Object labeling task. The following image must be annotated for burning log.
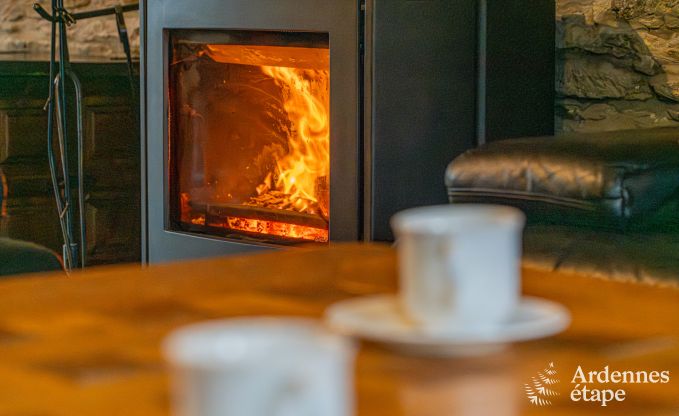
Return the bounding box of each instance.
[187,188,329,242]
[244,190,325,218]
[203,202,328,230]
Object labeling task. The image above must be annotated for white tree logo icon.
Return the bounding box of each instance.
[525,362,560,406]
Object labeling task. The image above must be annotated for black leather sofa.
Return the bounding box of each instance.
[445,127,679,284]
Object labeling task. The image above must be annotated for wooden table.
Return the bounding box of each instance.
[0,243,678,415]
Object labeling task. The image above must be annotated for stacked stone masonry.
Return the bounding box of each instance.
[0,0,139,59]
[3,0,676,134]
[558,0,679,133]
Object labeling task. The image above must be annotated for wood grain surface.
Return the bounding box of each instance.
[0,243,677,415]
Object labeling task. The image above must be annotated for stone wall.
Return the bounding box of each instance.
[5,1,677,134]
[557,0,679,133]
[0,0,139,59]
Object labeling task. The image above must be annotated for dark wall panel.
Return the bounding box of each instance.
[484,0,555,142]
[371,0,478,240]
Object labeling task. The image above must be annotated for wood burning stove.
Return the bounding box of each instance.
[141,0,555,263]
[143,0,361,262]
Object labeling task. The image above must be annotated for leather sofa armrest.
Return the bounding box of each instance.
[445,127,679,229]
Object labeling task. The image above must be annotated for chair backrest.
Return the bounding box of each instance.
[0,167,64,276]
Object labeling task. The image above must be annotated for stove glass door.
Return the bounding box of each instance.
[168,31,330,244]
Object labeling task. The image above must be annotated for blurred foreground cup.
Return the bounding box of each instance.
[391,204,525,333]
[163,318,355,416]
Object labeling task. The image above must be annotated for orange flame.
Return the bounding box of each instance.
[259,65,330,214]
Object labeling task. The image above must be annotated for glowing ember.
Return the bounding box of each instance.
[225,217,328,242]
[191,216,206,226]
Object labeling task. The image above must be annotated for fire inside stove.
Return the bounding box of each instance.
[169,32,330,244]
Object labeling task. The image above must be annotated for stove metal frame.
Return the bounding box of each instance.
[142,0,361,262]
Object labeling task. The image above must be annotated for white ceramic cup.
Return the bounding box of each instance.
[163,318,355,416]
[391,204,525,333]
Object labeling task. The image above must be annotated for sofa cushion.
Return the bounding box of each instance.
[522,225,679,285]
[445,127,679,230]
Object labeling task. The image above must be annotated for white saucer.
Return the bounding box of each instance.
[324,295,571,357]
